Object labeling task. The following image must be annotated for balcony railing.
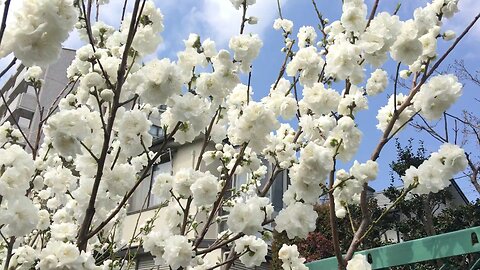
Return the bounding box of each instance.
[307,226,480,270]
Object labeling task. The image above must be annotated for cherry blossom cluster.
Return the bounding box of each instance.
[0,0,77,66]
[403,143,467,194]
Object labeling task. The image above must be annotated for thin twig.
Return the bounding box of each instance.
[41,79,78,124]
[2,236,15,270]
[359,186,413,242]
[445,112,480,144]
[328,143,345,270]
[444,112,449,142]
[273,40,295,91]
[80,0,114,89]
[77,0,146,251]
[346,204,356,233]
[206,251,248,270]
[240,0,248,35]
[246,69,252,104]
[194,143,248,249]
[393,62,401,114]
[0,56,16,80]
[121,0,129,21]
[86,122,181,239]
[365,0,380,29]
[195,107,220,171]
[276,0,283,19]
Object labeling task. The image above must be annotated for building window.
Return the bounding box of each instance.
[233,172,249,190]
[270,170,288,213]
[134,254,169,270]
[18,116,31,129]
[149,161,172,206]
[128,151,172,213]
[259,162,289,214]
[231,162,288,213]
[149,125,164,140]
[219,161,288,232]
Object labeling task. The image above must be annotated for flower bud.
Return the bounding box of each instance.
[248,16,258,25]
[100,89,114,102]
[399,70,411,79]
[443,30,456,41]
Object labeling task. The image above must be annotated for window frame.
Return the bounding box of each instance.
[127,149,173,214]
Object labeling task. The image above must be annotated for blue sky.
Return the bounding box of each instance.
[3,0,479,200]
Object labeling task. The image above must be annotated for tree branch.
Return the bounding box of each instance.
[0,0,12,47]
[77,0,147,251]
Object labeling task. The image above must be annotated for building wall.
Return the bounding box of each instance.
[0,48,76,147]
[27,49,76,143]
[121,139,229,267]
[121,139,221,243]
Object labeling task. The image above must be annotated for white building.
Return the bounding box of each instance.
[124,137,287,269]
[0,49,76,146]
[374,180,469,243]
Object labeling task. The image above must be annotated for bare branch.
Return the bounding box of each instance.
[0,0,12,47]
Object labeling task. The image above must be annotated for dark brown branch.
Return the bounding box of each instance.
[365,0,380,29]
[0,0,12,47]
[2,236,15,270]
[411,113,447,143]
[328,160,345,270]
[276,0,283,19]
[273,40,295,91]
[0,56,15,79]
[240,0,248,35]
[311,0,329,53]
[195,108,220,171]
[206,251,247,270]
[80,0,114,89]
[259,127,302,197]
[393,62,401,114]
[194,143,248,249]
[444,112,449,142]
[121,0,129,21]
[196,212,274,256]
[180,197,193,235]
[41,79,78,124]
[424,12,480,81]
[197,234,243,256]
[77,0,144,251]
[445,112,480,145]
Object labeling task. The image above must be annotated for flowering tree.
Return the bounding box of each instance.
[0,0,478,269]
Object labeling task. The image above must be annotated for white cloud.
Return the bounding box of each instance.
[197,0,287,46]
[63,30,84,50]
[98,1,135,27]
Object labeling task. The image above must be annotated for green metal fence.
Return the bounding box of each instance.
[307,227,480,270]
